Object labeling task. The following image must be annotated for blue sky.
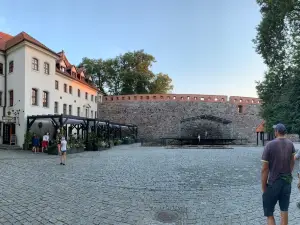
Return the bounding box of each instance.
[0,0,265,97]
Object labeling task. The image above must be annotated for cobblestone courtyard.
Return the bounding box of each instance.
[1,144,300,225]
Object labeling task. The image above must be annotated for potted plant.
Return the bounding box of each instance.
[23,131,33,150]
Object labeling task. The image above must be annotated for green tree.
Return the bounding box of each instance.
[79,50,174,95]
[254,0,300,133]
[149,73,173,94]
[79,57,107,94]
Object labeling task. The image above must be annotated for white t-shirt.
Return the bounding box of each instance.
[43,135,49,141]
[61,140,67,151]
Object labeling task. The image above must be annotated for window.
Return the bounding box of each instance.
[44,62,49,74]
[85,92,88,100]
[54,101,58,113]
[64,84,67,92]
[95,96,97,102]
[9,61,14,73]
[69,105,72,115]
[42,91,49,107]
[77,74,80,79]
[77,107,80,116]
[69,86,72,94]
[91,110,93,118]
[63,104,67,115]
[55,80,59,90]
[85,108,88,117]
[77,89,81,97]
[0,92,2,106]
[32,58,39,71]
[9,90,13,106]
[60,66,65,72]
[0,63,3,75]
[238,105,243,113]
[32,88,38,105]
[95,111,97,118]
[91,95,94,101]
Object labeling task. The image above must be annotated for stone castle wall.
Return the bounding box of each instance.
[98,94,263,143]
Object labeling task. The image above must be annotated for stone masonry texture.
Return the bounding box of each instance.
[98,101,262,143]
[1,144,300,225]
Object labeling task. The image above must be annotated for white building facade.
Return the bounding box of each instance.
[0,31,100,147]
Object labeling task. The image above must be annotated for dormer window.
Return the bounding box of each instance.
[60,66,65,72]
[77,74,81,79]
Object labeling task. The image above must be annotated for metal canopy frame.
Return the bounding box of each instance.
[26,114,138,146]
[180,115,232,124]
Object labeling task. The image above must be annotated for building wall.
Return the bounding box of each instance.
[1,43,99,146]
[98,95,263,143]
[6,45,26,146]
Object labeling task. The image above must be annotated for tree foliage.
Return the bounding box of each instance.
[79,50,173,95]
[254,0,300,133]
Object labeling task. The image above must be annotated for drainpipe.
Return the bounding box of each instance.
[3,53,7,117]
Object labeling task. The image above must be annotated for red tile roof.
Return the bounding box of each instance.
[0,31,99,92]
[0,32,14,51]
[1,31,58,56]
[256,121,265,133]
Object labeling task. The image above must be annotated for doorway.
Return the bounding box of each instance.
[3,123,16,144]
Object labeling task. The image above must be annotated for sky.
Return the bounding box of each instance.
[0,0,266,97]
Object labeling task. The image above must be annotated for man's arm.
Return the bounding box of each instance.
[261,162,269,193]
[291,155,295,172]
[261,144,270,193]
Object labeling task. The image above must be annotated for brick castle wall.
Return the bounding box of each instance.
[98,94,262,143]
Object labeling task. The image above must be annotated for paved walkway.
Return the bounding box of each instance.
[1,145,300,225]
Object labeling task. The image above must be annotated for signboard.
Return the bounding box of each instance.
[2,116,16,123]
[10,134,16,145]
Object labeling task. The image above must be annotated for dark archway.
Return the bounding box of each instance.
[180,114,233,139]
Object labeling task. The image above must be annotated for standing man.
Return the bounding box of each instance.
[261,123,296,225]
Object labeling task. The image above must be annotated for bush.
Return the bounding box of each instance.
[48,145,58,155]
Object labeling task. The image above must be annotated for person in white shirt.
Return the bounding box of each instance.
[42,133,49,153]
[60,137,67,165]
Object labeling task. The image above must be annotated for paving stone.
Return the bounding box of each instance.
[1,145,300,224]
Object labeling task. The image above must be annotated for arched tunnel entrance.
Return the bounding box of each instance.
[179,115,234,145]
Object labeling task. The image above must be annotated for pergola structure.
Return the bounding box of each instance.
[27,114,138,147]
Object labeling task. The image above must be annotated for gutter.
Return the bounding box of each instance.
[3,52,6,117]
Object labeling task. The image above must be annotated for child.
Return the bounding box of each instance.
[60,137,67,165]
[32,134,40,153]
[42,132,49,153]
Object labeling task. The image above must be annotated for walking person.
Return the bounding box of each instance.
[32,134,40,153]
[60,136,67,165]
[261,123,296,225]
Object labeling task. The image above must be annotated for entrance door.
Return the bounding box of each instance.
[3,123,16,144]
[3,124,10,144]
